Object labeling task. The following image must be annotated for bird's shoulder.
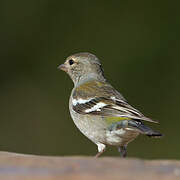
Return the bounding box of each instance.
[72,80,126,101]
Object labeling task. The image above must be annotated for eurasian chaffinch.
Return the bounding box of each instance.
[58,52,162,157]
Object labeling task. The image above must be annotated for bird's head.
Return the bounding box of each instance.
[58,52,105,85]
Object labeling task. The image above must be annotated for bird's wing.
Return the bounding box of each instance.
[72,80,158,123]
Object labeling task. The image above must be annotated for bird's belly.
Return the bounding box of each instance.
[70,110,107,143]
[106,128,139,146]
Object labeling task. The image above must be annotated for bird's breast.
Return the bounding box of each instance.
[69,98,107,143]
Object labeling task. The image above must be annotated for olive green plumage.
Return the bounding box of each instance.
[58,52,162,157]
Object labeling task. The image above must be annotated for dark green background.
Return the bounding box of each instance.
[0,0,179,159]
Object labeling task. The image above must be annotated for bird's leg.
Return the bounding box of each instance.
[118,145,127,158]
[95,143,106,158]
[95,151,104,158]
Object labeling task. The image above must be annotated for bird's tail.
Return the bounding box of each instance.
[128,120,163,138]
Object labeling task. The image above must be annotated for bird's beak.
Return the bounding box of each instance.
[57,64,68,72]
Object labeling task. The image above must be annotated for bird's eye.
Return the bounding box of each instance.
[68,59,74,65]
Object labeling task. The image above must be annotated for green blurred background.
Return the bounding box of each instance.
[0,0,179,159]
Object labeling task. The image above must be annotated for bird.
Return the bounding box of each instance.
[58,52,162,158]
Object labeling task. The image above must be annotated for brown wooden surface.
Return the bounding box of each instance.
[0,152,179,180]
